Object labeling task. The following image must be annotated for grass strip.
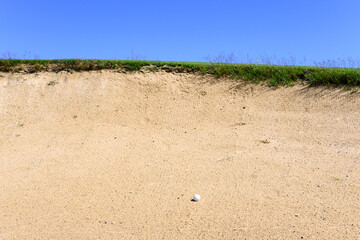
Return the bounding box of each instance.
[0,59,359,87]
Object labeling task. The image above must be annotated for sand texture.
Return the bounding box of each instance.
[0,71,360,239]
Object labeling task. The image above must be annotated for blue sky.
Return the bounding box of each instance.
[1,0,359,64]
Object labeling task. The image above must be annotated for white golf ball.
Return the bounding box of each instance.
[193,194,201,201]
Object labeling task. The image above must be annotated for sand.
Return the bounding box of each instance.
[0,70,359,239]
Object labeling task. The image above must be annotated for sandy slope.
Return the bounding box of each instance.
[0,70,359,239]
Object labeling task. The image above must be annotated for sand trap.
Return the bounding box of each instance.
[0,70,359,239]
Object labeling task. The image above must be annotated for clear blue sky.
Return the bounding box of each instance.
[1,0,359,64]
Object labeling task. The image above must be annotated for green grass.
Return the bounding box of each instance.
[1,59,360,87]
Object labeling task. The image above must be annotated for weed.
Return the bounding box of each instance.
[350,88,358,94]
[144,66,158,72]
[47,81,57,86]
[199,90,207,96]
[234,84,242,90]
[126,49,147,61]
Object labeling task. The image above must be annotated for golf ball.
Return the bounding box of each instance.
[193,194,201,201]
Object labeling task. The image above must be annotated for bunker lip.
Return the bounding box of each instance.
[1,59,360,87]
[0,71,359,239]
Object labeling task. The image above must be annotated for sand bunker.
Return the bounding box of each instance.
[0,70,359,239]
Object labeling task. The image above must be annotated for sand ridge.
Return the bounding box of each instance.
[0,70,359,239]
